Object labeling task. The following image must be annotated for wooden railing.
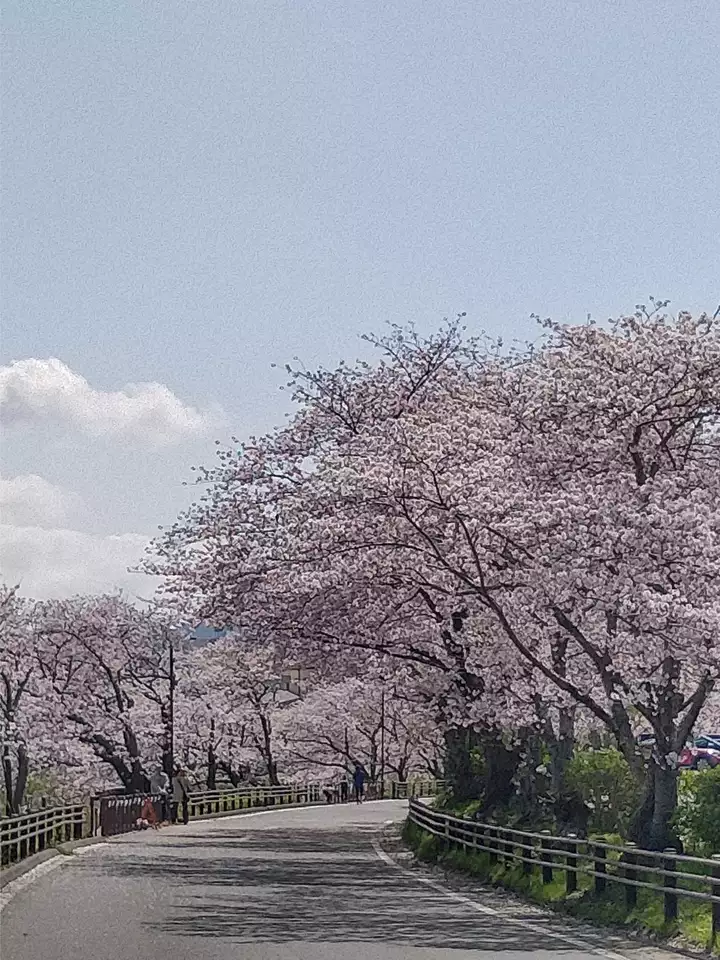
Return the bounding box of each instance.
[409,799,720,948]
[187,777,444,817]
[1,804,87,867]
[187,783,325,818]
[92,793,168,837]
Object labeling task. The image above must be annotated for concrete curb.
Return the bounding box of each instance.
[0,849,60,889]
[0,835,107,890]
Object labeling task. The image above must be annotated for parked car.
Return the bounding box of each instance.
[679,737,720,770]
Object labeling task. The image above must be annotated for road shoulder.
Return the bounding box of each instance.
[376,823,697,960]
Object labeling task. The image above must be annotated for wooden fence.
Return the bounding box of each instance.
[409,799,720,947]
[1,804,87,867]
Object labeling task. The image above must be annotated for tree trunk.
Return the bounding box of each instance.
[628,763,655,848]
[259,715,280,786]
[207,746,217,790]
[2,745,15,816]
[75,724,135,792]
[160,702,174,779]
[12,744,29,813]
[217,760,246,787]
[395,758,408,782]
[265,757,279,786]
[480,735,521,816]
[129,757,146,794]
[515,732,542,819]
[650,762,680,851]
[207,717,217,789]
[443,726,481,803]
[122,724,147,793]
[547,707,576,796]
[628,761,681,851]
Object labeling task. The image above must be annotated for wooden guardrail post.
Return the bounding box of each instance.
[711,855,720,949]
[540,830,553,885]
[502,828,514,866]
[662,848,678,923]
[470,819,481,854]
[487,826,498,864]
[565,835,578,894]
[623,842,638,910]
[593,841,607,895]
[497,826,507,864]
[522,832,533,874]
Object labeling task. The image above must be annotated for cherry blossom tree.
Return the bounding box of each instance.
[34,595,175,793]
[174,648,260,788]
[142,321,555,805]
[282,673,443,784]
[184,636,305,786]
[291,306,720,845]
[0,586,41,814]
[145,306,720,847]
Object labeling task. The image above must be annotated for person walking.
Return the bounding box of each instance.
[150,766,171,824]
[352,762,367,804]
[171,766,190,824]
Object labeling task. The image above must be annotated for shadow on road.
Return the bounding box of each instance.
[77,824,618,953]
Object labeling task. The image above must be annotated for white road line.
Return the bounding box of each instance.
[371,839,638,960]
[191,807,303,825]
[0,857,67,912]
[0,840,114,912]
[74,842,111,854]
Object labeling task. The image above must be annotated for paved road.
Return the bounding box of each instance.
[1,801,684,960]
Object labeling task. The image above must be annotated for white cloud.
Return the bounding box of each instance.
[0,474,83,528]
[0,357,222,446]
[0,523,159,600]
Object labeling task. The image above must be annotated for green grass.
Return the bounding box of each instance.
[403,819,720,955]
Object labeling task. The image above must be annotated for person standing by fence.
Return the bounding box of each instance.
[171,767,190,824]
[150,766,171,824]
[352,763,367,804]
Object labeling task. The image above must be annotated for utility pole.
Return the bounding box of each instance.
[380,686,386,800]
[167,631,176,778]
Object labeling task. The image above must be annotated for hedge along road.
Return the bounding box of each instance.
[0,800,687,960]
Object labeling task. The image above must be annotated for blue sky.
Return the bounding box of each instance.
[1,0,718,597]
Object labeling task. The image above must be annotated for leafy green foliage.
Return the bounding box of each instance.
[416,832,441,862]
[565,748,641,835]
[674,768,720,855]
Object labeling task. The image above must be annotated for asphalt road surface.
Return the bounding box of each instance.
[0,800,685,960]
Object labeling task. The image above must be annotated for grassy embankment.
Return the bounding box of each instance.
[402,817,720,956]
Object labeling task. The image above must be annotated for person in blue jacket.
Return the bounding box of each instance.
[352,762,367,804]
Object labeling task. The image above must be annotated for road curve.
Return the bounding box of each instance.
[1,800,683,960]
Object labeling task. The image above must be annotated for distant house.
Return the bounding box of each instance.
[280,665,312,698]
[188,624,226,646]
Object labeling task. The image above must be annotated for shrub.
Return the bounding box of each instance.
[449,798,485,819]
[416,832,442,862]
[674,768,720,855]
[565,747,640,836]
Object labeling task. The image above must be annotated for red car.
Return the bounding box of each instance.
[679,736,720,770]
